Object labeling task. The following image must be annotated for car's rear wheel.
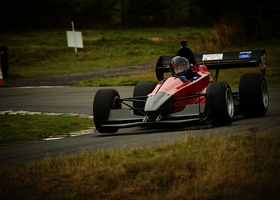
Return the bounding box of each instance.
[239,73,268,117]
[133,82,157,115]
[206,81,234,125]
[93,89,121,133]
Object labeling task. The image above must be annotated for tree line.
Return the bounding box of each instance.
[0,0,278,33]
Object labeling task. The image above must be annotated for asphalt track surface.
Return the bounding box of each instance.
[0,86,280,166]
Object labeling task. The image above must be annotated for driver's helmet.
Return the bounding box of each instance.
[170,56,192,78]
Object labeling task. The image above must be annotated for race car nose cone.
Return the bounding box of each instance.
[144,92,174,117]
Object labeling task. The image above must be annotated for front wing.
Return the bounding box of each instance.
[100,103,206,129]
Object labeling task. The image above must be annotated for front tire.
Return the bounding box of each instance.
[93,89,121,133]
[206,81,234,125]
[239,73,268,117]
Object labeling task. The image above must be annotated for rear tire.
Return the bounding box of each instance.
[93,89,121,133]
[206,82,234,125]
[239,73,268,117]
[133,82,157,115]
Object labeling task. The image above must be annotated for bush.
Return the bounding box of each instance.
[214,16,245,45]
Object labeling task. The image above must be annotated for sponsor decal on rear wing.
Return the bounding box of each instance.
[202,53,223,61]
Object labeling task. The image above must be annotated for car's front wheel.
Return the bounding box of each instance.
[93,89,121,133]
[206,81,234,125]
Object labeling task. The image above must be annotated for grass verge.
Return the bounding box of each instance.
[2,28,279,87]
[1,132,279,199]
[0,115,93,146]
[1,27,214,78]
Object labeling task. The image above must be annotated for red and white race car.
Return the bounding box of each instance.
[93,41,268,133]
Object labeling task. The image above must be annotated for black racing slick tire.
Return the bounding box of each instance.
[133,82,157,115]
[239,73,269,117]
[93,89,121,133]
[206,81,234,125]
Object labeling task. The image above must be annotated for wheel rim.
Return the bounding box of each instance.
[225,88,234,118]
[113,96,121,109]
[262,80,269,108]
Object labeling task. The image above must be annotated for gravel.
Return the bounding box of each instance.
[4,62,156,87]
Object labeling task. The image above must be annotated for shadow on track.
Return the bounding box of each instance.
[95,122,215,137]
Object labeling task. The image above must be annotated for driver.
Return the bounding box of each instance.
[170,56,199,83]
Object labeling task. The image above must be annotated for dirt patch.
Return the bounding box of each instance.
[5,62,156,87]
[149,37,164,42]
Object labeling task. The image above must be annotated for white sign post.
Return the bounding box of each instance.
[66,21,83,54]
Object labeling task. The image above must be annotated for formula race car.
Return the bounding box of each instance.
[93,41,268,133]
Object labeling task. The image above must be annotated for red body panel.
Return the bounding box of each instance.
[150,65,213,112]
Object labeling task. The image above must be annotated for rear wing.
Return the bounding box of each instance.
[156,50,266,81]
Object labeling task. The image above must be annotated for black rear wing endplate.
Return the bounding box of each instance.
[156,56,174,81]
[156,50,266,81]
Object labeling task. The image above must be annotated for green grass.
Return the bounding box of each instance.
[1,132,279,199]
[1,27,214,78]
[2,27,279,87]
[0,115,93,146]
